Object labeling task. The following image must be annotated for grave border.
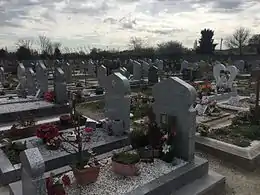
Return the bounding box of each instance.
[195,133,260,171]
[0,104,70,123]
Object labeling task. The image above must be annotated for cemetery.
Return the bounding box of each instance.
[0,57,259,195]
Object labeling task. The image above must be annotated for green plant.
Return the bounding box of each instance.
[112,151,140,164]
[2,140,27,164]
[130,123,149,148]
[197,124,210,136]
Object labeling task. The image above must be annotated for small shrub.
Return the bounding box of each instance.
[112,151,140,164]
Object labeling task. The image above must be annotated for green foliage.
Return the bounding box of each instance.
[2,141,27,164]
[196,29,217,54]
[112,151,140,164]
[130,123,149,148]
[77,101,105,111]
[156,41,187,55]
[196,124,210,136]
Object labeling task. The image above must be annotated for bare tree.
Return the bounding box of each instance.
[16,39,33,49]
[225,27,250,55]
[129,37,144,50]
[38,35,61,56]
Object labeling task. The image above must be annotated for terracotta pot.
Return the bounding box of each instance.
[73,166,100,185]
[52,184,65,195]
[111,161,139,176]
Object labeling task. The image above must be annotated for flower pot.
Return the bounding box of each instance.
[111,161,139,176]
[138,148,160,159]
[52,184,65,195]
[73,166,100,185]
[60,115,72,126]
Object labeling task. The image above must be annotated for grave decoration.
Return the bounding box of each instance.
[9,113,36,138]
[46,172,72,195]
[130,94,153,120]
[195,96,221,116]
[59,114,72,126]
[111,150,140,176]
[44,91,55,102]
[191,81,213,96]
[59,95,101,186]
[36,124,61,150]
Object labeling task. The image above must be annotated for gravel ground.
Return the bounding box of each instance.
[196,151,260,195]
[0,151,259,195]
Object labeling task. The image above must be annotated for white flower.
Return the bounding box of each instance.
[162,144,171,154]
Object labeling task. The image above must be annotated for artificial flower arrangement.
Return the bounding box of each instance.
[160,121,177,163]
[135,107,177,163]
[44,91,55,102]
[46,172,72,195]
[36,124,61,150]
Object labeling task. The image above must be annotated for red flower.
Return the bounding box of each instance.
[61,175,71,186]
[36,124,60,141]
[84,127,93,133]
[44,91,55,102]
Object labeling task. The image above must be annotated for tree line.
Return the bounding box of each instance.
[0,27,259,61]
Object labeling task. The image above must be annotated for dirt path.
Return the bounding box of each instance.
[196,151,260,195]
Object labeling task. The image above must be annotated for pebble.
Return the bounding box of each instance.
[66,158,186,195]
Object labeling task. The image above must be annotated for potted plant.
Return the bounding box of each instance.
[59,95,100,186]
[60,114,72,126]
[129,124,149,149]
[46,172,71,195]
[111,151,140,176]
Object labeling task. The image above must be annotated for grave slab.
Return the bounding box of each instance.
[0,101,70,123]
[0,127,130,185]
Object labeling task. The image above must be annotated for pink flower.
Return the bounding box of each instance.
[84,127,93,133]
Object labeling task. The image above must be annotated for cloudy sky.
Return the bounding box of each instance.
[0,0,260,51]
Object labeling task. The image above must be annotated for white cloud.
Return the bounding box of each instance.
[0,0,259,51]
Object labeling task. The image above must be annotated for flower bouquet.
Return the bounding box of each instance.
[36,124,61,150]
[160,126,177,163]
[44,91,55,102]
